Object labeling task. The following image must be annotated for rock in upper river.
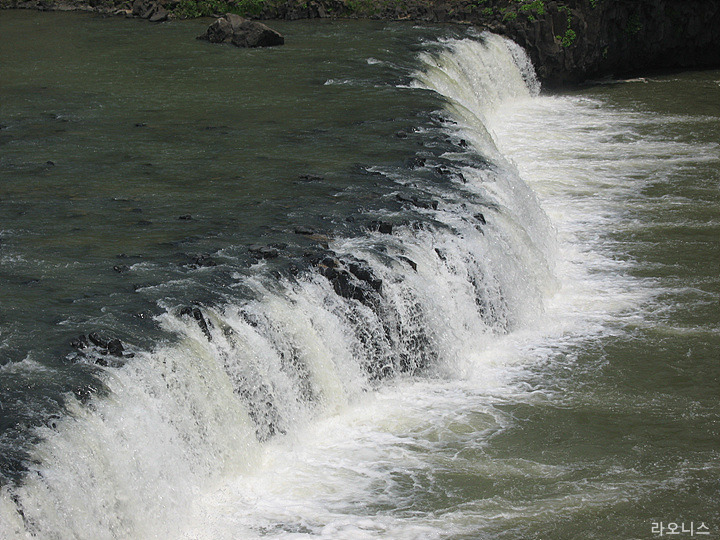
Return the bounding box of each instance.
[197,13,285,48]
[131,0,169,22]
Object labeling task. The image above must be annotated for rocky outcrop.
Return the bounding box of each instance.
[494,0,720,87]
[197,13,285,48]
[255,0,720,86]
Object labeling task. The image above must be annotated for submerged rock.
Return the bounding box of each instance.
[248,245,280,259]
[396,193,438,210]
[197,14,284,48]
[367,220,393,235]
[188,254,217,268]
[70,333,133,363]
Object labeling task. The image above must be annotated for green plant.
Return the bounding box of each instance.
[502,10,518,21]
[557,27,576,47]
[555,4,576,47]
[518,0,545,17]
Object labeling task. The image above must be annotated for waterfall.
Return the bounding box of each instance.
[0,33,555,540]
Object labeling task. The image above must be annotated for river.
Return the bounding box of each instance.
[0,11,718,539]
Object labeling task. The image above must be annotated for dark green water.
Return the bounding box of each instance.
[0,11,455,475]
[0,10,718,540]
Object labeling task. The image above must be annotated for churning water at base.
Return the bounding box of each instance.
[1,14,719,540]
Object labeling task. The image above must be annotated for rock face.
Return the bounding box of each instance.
[197,13,285,48]
[495,0,720,87]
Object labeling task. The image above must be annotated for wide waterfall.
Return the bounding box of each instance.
[0,31,555,539]
[2,13,718,540]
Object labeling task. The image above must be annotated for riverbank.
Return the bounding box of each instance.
[2,0,720,88]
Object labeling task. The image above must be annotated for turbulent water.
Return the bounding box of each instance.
[1,11,718,540]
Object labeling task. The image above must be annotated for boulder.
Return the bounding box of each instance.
[131,0,168,21]
[198,14,284,48]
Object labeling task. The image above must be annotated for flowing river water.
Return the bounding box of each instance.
[0,11,718,540]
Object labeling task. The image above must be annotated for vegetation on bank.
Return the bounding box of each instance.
[0,0,575,27]
[171,0,565,22]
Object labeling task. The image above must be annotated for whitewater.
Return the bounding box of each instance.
[2,24,717,539]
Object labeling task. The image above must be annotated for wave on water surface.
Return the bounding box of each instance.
[1,32,565,539]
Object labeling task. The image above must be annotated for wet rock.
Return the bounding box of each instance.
[70,335,89,350]
[180,306,212,341]
[178,214,192,221]
[106,339,124,357]
[317,257,383,307]
[113,264,130,273]
[190,254,217,268]
[368,220,393,235]
[88,332,108,349]
[474,213,487,225]
[297,173,324,182]
[197,14,284,48]
[398,256,418,272]
[347,261,382,293]
[405,156,426,169]
[248,245,279,259]
[396,193,438,210]
[396,130,408,139]
[72,333,131,362]
[294,226,316,236]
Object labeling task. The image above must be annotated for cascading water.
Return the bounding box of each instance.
[0,31,556,539]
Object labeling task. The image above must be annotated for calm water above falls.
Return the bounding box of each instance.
[1,11,719,540]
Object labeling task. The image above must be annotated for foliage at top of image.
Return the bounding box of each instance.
[173,0,266,17]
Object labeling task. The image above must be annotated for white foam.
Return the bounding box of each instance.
[4,32,703,540]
